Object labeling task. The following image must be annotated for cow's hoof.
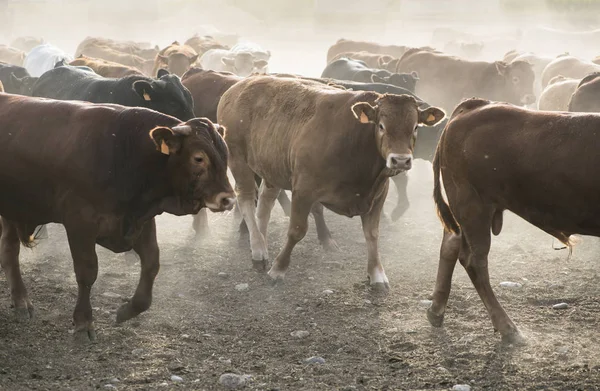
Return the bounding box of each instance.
[252,259,268,271]
[321,238,340,252]
[427,308,445,327]
[13,306,34,322]
[116,303,138,324]
[267,267,286,282]
[370,282,390,293]
[73,328,97,344]
[501,330,527,346]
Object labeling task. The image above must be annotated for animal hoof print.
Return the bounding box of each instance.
[73,328,97,344]
[502,330,527,346]
[426,308,445,327]
[252,259,268,272]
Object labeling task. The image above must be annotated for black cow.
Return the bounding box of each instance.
[0,63,38,95]
[32,65,195,121]
[321,58,419,92]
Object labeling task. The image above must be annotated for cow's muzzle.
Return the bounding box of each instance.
[387,153,412,171]
[205,192,236,212]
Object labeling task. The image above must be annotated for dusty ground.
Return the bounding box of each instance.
[0,160,599,391]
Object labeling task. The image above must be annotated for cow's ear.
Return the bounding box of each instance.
[190,54,199,63]
[157,54,168,63]
[495,61,508,76]
[253,59,268,69]
[157,68,169,78]
[214,124,226,137]
[351,102,377,124]
[149,126,181,155]
[371,74,386,83]
[132,80,153,101]
[418,107,446,126]
[222,57,235,66]
[411,71,419,79]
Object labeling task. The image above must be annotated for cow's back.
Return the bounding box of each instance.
[32,66,105,101]
[541,56,600,88]
[182,68,241,122]
[538,76,580,111]
[24,44,73,77]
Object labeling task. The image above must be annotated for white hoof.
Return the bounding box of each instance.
[368,266,390,288]
[267,267,286,281]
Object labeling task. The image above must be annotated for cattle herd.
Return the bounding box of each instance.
[0,25,600,350]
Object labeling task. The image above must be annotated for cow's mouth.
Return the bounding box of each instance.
[204,192,236,212]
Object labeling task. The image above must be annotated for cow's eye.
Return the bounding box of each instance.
[194,156,204,163]
[378,123,385,131]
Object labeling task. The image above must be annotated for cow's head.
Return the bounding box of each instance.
[9,73,38,96]
[222,53,268,77]
[371,71,419,92]
[158,52,199,77]
[132,70,195,121]
[496,60,536,105]
[351,94,445,174]
[149,118,235,212]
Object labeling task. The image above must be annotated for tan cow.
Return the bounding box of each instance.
[184,34,229,57]
[153,42,198,77]
[218,76,445,288]
[397,49,536,112]
[76,37,159,60]
[538,75,580,111]
[327,39,410,63]
[70,55,144,78]
[0,45,25,66]
[78,45,154,75]
[568,72,600,112]
[540,56,600,88]
[10,36,44,53]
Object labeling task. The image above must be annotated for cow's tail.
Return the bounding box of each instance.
[433,139,460,234]
[17,225,45,248]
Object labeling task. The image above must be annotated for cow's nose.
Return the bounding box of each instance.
[387,153,412,171]
[216,192,236,211]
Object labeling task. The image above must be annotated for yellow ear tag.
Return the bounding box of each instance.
[160,141,170,155]
[143,92,151,101]
[426,114,436,122]
[360,112,369,123]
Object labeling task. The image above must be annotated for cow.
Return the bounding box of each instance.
[0,80,3,92]
[70,55,144,78]
[32,65,194,121]
[153,42,199,77]
[326,39,409,63]
[0,63,37,95]
[330,51,394,69]
[76,36,159,60]
[508,52,559,97]
[77,44,154,75]
[23,44,73,77]
[322,58,419,92]
[218,76,445,287]
[0,93,234,341]
[568,72,600,112]
[10,36,45,53]
[184,34,229,57]
[502,49,525,63]
[540,56,600,89]
[430,97,600,344]
[0,45,25,66]
[200,49,268,77]
[538,75,580,111]
[443,40,484,60]
[396,49,535,112]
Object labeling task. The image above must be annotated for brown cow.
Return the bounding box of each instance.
[218,76,445,287]
[70,55,144,78]
[78,44,154,75]
[10,36,44,53]
[0,93,235,341]
[0,45,25,66]
[330,51,394,69]
[184,34,229,57]
[430,98,600,344]
[568,72,600,112]
[76,36,159,60]
[538,75,580,111]
[397,49,536,111]
[153,42,199,77]
[327,39,410,63]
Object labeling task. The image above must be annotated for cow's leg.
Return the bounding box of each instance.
[0,218,33,320]
[256,181,280,247]
[229,159,267,269]
[360,184,389,291]
[192,208,210,238]
[459,211,523,344]
[390,172,409,221]
[65,224,99,342]
[277,190,292,217]
[311,203,338,252]
[117,219,159,323]
[427,230,462,327]
[267,191,314,281]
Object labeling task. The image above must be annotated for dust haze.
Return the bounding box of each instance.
[1,1,600,390]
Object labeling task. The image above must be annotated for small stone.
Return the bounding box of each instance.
[290,330,310,339]
[307,276,315,280]
[499,281,522,289]
[322,289,334,295]
[364,299,372,304]
[102,292,121,299]
[452,385,471,391]
[171,375,183,382]
[557,346,569,354]
[181,334,190,339]
[131,348,144,356]
[295,307,303,311]
[109,378,120,384]
[309,322,317,328]
[235,283,249,291]
[553,302,569,310]
[304,356,325,365]
[218,357,232,365]
[218,272,229,278]
[104,385,117,390]
[419,299,432,307]
[218,373,246,389]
